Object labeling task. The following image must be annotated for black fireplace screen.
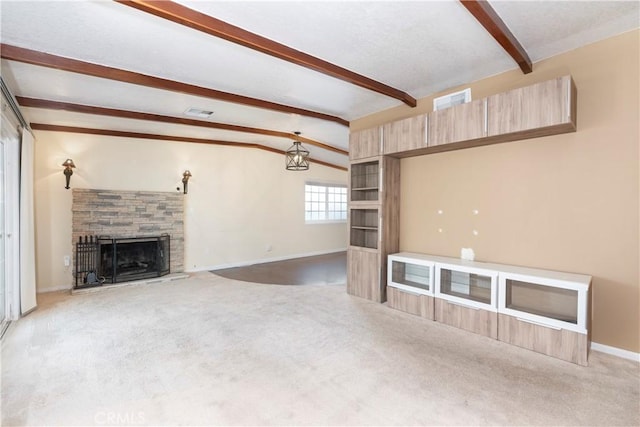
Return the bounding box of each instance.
[99,235,170,284]
[75,234,170,288]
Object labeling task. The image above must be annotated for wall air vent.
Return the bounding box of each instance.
[433,88,471,111]
[184,107,214,118]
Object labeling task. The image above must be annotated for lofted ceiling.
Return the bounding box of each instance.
[1,1,638,170]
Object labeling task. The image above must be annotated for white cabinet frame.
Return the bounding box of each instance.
[435,262,499,312]
[498,271,590,334]
[387,253,435,296]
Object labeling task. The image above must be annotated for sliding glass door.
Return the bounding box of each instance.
[0,138,5,334]
[0,100,21,336]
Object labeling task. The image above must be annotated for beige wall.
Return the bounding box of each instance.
[351,30,639,353]
[33,132,347,292]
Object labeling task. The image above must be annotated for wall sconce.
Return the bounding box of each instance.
[285,131,310,171]
[62,158,76,190]
[182,170,192,194]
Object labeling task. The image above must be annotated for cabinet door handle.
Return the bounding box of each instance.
[379,167,384,193]
[566,79,571,120]
[516,317,561,330]
[483,98,488,135]
[424,115,429,146]
[401,287,424,296]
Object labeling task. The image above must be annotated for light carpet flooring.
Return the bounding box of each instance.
[2,272,639,426]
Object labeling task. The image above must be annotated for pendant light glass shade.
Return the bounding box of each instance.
[285,132,310,171]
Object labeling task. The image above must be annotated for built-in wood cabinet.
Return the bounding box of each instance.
[348,76,586,360]
[487,75,576,138]
[347,248,381,301]
[434,260,499,339]
[349,208,379,249]
[347,156,399,303]
[376,75,577,159]
[498,314,589,366]
[387,253,436,319]
[496,266,591,365]
[428,98,486,147]
[382,253,591,365]
[350,160,379,202]
[383,114,428,155]
[349,127,381,160]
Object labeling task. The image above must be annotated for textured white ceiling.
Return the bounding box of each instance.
[1,0,638,169]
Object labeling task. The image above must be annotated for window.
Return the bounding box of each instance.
[305,183,347,222]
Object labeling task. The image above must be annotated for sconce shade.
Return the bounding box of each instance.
[182,170,192,194]
[62,158,76,190]
[285,132,310,171]
[62,158,76,169]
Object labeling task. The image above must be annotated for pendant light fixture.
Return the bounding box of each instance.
[285,131,310,171]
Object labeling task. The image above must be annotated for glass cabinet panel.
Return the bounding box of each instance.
[391,261,431,292]
[505,279,578,324]
[439,268,492,304]
[350,209,378,249]
[350,161,379,202]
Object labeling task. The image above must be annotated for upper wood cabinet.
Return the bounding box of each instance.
[487,75,576,137]
[350,75,577,160]
[349,127,381,160]
[428,98,486,147]
[383,114,428,155]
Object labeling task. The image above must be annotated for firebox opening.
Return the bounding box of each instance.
[99,236,170,284]
[75,235,170,288]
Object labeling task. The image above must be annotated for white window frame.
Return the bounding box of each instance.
[304,182,347,224]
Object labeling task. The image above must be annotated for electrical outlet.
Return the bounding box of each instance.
[64,255,70,267]
[266,244,273,252]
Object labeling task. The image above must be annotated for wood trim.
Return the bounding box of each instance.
[459,0,532,74]
[17,96,348,155]
[29,123,347,171]
[0,43,349,126]
[116,0,417,108]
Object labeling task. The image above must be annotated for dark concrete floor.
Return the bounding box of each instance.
[211,251,346,286]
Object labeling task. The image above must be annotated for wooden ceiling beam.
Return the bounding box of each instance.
[0,44,349,126]
[459,0,532,74]
[17,97,348,155]
[29,123,347,171]
[116,0,417,108]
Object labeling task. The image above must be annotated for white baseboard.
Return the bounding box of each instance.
[591,342,640,363]
[189,248,347,273]
[37,284,72,294]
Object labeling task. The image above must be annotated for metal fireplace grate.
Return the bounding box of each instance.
[75,235,100,288]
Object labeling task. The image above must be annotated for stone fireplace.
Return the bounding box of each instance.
[72,189,184,286]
